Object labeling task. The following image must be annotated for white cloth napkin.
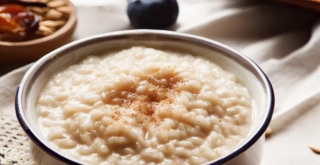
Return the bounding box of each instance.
[1,0,320,164]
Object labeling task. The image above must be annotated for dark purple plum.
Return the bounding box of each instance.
[15,12,40,31]
[127,0,179,29]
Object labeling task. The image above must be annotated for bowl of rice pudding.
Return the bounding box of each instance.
[15,30,274,165]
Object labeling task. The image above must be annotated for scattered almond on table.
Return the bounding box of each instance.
[265,127,272,137]
[309,145,320,154]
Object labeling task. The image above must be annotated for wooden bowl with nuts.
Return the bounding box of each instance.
[0,0,77,62]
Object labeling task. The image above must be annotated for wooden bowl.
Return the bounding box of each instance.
[0,1,77,63]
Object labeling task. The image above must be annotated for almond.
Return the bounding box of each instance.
[28,6,45,15]
[45,9,63,20]
[38,25,55,35]
[56,6,72,15]
[47,0,67,8]
[309,145,320,154]
[40,20,66,27]
[265,127,272,136]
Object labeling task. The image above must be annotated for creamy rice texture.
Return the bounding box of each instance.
[37,46,253,165]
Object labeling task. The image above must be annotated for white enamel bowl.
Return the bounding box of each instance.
[15,30,274,165]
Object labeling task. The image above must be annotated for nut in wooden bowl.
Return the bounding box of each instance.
[0,0,77,62]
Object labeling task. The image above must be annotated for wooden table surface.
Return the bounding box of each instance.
[0,63,28,76]
[275,0,320,11]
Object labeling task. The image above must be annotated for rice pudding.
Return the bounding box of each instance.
[36,46,253,165]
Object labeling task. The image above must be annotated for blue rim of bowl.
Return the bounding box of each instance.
[15,29,274,165]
